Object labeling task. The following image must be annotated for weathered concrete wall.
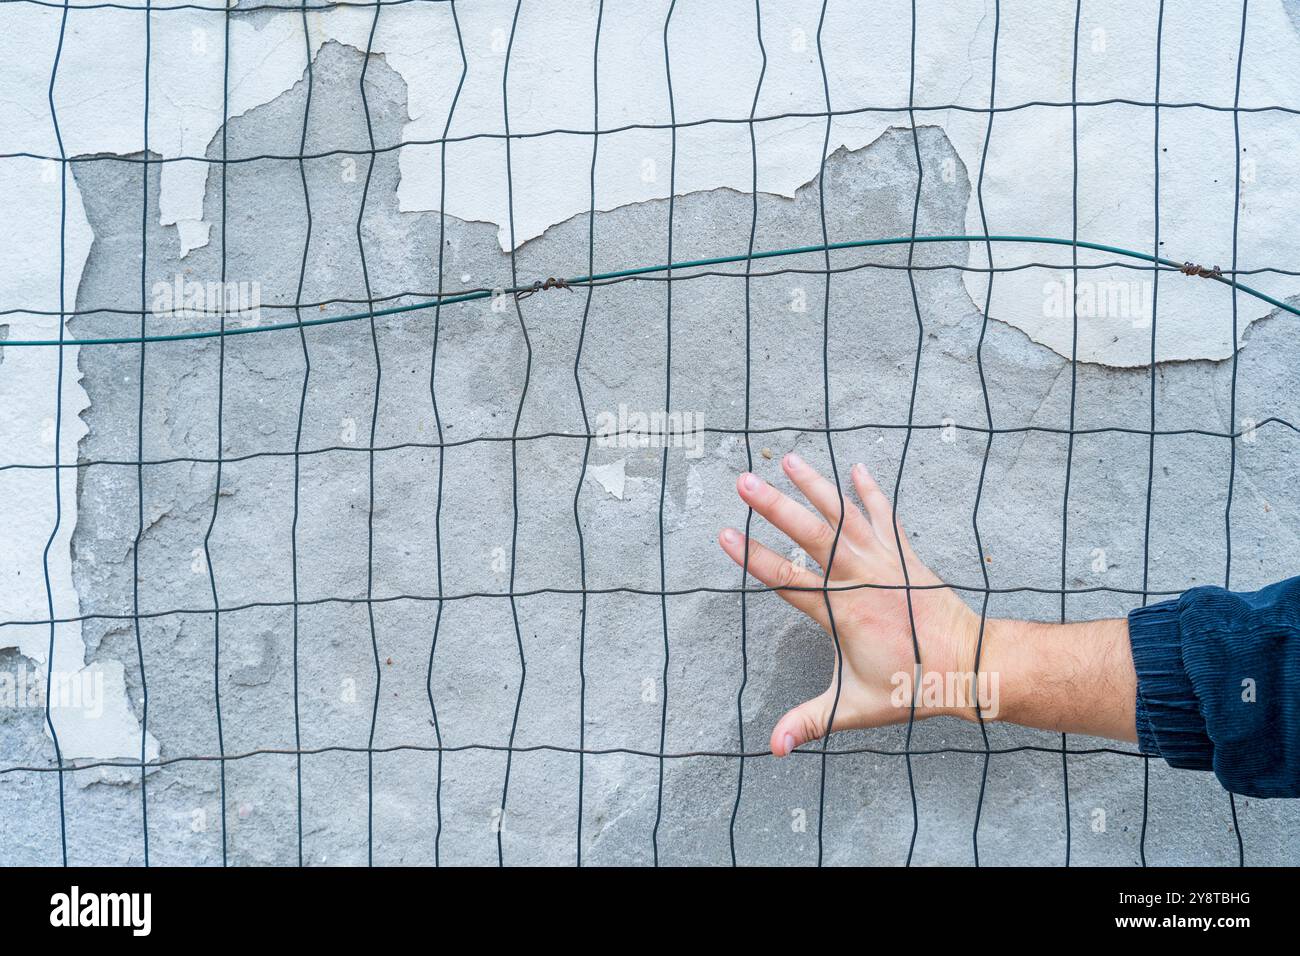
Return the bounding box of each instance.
[3,32,1299,865]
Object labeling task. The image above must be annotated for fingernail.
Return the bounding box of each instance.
[783,733,796,756]
[853,462,867,475]
[741,472,762,493]
[720,527,739,545]
[784,452,804,470]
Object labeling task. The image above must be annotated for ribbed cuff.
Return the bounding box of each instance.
[1127,600,1214,770]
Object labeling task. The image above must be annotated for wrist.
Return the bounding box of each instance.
[949,616,1137,740]
[912,598,999,723]
[947,614,1014,725]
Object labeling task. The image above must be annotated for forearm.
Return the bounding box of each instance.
[957,616,1138,742]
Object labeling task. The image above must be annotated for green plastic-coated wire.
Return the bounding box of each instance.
[6,233,1295,347]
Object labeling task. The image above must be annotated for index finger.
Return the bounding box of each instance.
[735,472,835,565]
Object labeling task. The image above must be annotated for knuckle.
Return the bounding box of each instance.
[800,708,826,743]
[810,522,835,551]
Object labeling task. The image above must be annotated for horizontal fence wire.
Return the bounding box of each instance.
[0,740,1150,778]
[0,579,1279,632]
[3,236,1298,347]
[7,0,1293,866]
[10,99,1300,167]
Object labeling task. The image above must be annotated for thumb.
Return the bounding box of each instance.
[770,689,839,757]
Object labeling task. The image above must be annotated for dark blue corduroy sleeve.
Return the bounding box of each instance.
[1128,576,1300,798]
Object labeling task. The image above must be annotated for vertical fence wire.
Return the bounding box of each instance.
[41,0,71,869]
[1058,0,1084,867]
[573,0,603,868]
[1225,0,1250,867]
[200,2,233,867]
[728,0,766,867]
[289,1,315,868]
[1139,0,1167,869]
[499,0,533,867]
[897,0,927,867]
[969,0,1002,868]
[131,0,155,867]
[652,0,677,867]
[812,0,851,867]
[356,4,384,867]
[428,0,467,870]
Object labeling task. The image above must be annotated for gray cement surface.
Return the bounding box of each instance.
[2,41,1298,865]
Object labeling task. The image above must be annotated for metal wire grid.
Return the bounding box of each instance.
[1,0,1289,866]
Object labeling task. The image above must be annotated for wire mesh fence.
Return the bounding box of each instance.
[1,0,1298,865]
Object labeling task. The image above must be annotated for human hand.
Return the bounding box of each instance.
[718,454,979,756]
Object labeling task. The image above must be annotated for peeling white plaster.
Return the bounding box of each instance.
[4,1,1296,365]
[3,0,1300,762]
[588,459,627,500]
[0,159,159,761]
